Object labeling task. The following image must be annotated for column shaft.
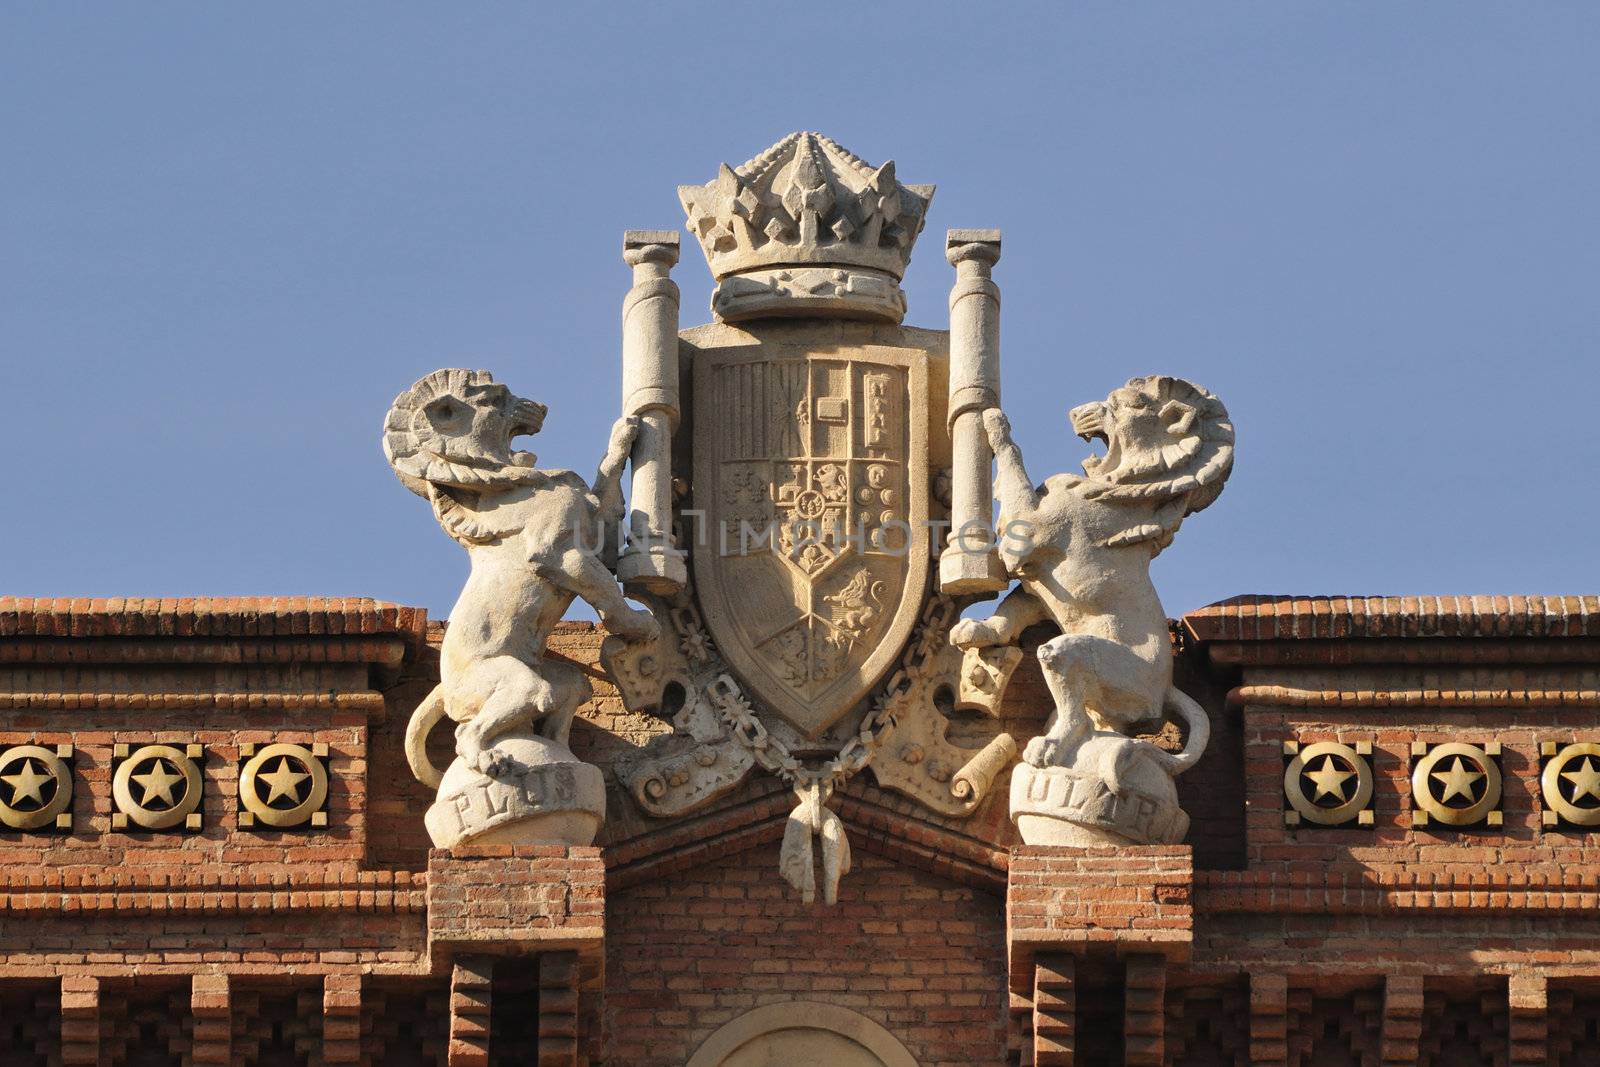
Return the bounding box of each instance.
[617,230,686,594]
[941,229,1007,594]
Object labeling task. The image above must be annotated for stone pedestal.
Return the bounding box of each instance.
[424,735,606,850]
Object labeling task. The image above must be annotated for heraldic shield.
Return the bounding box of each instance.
[690,328,931,740]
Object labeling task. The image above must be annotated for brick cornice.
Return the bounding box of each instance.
[1185,595,1600,643]
[1196,868,1600,916]
[0,867,427,916]
[0,597,428,646]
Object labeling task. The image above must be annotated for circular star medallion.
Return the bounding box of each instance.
[1411,742,1501,827]
[1542,743,1600,828]
[1284,741,1373,826]
[0,745,72,831]
[239,743,328,829]
[112,744,202,830]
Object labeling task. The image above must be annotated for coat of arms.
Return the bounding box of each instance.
[605,134,1018,903]
[388,131,1232,903]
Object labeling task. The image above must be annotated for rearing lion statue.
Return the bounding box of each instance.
[951,375,1234,782]
[384,368,659,785]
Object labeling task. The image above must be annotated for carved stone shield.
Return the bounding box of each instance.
[691,325,931,739]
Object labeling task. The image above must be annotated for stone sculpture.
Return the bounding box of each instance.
[605,132,1018,905]
[383,368,659,848]
[951,376,1235,846]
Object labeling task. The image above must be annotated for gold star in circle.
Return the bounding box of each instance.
[132,758,186,807]
[1431,756,1485,803]
[1562,756,1600,803]
[2,758,52,807]
[258,756,310,805]
[1303,755,1355,801]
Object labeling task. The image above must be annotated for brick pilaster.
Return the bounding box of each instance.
[538,951,580,1067]
[1032,954,1075,1066]
[1124,954,1166,1066]
[1508,973,1546,1065]
[59,975,99,1067]
[323,973,362,1064]
[189,974,230,1065]
[449,957,494,1067]
[1248,973,1288,1066]
[1380,975,1424,1065]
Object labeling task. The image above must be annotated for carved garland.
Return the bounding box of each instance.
[624,590,1014,904]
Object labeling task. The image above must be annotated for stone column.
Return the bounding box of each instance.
[617,230,687,595]
[940,229,1008,595]
[449,957,494,1067]
[323,973,362,1064]
[189,974,231,1066]
[59,975,100,1067]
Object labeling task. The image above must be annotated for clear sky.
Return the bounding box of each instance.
[3,4,1596,619]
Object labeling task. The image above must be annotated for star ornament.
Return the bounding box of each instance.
[1431,755,1486,805]
[1303,755,1356,803]
[2,758,54,808]
[257,756,311,806]
[1561,756,1600,805]
[132,758,187,808]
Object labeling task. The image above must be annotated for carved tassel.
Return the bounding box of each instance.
[779,780,852,906]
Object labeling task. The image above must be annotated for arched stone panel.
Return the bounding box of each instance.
[686,1001,919,1067]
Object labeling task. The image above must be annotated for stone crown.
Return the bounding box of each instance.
[679,133,933,322]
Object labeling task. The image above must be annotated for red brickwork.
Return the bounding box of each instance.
[427,846,605,959]
[1007,846,1193,961]
[3,594,1600,1063]
[604,848,1007,1066]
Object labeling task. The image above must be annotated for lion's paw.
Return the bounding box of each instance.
[479,748,517,779]
[611,609,660,644]
[1023,735,1061,768]
[950,618,1001,650]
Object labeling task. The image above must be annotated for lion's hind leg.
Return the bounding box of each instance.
[1028,634,1163,768]
[452,655,551,777]
[536,659,593,750]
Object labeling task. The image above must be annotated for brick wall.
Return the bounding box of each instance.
[604,846,1008,1067]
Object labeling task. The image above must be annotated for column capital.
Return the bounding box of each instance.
[947,228,1001,266]
[623,230,681,268]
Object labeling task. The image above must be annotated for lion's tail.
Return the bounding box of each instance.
[405,685,448,789]
[1151,687,1211,776]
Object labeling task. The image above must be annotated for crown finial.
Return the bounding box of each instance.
[679,133,934,323]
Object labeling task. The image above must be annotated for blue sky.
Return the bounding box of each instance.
[3,5,1596,618]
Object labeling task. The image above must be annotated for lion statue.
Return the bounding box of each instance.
[950,375,1233,841]
[384,368,659,787]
